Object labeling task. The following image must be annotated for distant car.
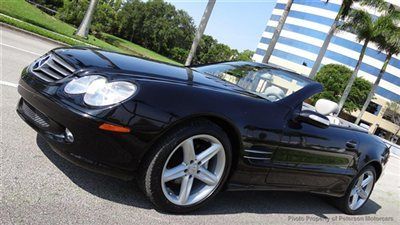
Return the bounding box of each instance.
[17,47,390,214]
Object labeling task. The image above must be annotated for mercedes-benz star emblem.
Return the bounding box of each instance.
[33,55,51,71]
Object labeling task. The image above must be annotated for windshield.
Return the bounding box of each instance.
[194,62,312,102]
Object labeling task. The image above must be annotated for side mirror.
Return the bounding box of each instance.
[315,99,339,116]
[295,110,330,128]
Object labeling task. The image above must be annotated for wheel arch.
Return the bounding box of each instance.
[139,113,243,178]
[363,160,383,181]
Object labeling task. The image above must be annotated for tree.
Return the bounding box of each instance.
[58,0,121,37]
[385,101,400,141]
[262,0,293,63]
[58,0,90,27]
[170,47,189,63]
[115,0,144,41]
[90,0,121,36]
[310,64,372,113]
[185,0,216,66]
[33,0,64,11]
[234,50,255,61]
[309,0,387,79]
[337,8,388,113]
[75,0,99,38]
[356,8,400,124]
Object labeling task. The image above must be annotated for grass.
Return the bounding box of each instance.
[0,0,180,65]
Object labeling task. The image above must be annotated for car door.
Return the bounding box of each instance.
[266,108,359,194]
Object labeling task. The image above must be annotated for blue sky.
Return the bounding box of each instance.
[165,0,277,52]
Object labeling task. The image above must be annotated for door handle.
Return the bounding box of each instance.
[346,141,358,149]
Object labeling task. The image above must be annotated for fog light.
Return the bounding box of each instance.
[65,128,74,143]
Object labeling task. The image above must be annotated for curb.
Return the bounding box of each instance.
[0,13,96,48]
[390,153,400,160]
[0,22,69,47]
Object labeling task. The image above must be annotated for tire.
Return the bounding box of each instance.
[139,119,232,213]
[333,166,376,214]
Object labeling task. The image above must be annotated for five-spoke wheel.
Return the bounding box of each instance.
[348,170,374,211]
[334,166,376,214]
[161,135,226,206]
[140,120,231,213]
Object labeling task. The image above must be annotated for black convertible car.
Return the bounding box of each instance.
[17,47,390,214]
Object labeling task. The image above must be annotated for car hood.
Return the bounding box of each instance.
[53,47,246,93]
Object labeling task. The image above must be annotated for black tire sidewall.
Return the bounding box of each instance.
[141,120,232,213]
[340,166,376,214]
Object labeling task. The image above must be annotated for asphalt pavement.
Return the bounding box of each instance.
[1,25,399,225]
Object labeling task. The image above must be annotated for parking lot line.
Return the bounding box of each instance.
[0,80,18,88]
[0,42,41,56]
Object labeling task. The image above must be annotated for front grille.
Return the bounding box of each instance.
[21,101,50,128]
[31,54,75,82]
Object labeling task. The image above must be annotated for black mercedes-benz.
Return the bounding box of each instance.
[17,47,390,214]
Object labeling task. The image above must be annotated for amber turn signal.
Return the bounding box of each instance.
[99,123,131,133]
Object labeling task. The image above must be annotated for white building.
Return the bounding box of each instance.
[253,0,400,143]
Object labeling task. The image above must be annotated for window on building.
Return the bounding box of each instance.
[366,102,382,116]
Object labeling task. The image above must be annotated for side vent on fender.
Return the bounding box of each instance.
[244,149,273,162]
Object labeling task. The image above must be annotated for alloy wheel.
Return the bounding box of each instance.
[348,170,374,210]
[161,134,226,206]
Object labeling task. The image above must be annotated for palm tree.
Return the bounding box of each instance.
[385,101,400,141]
[185,0,216,66]
[337,9,385,113]
[309,0,386,79]
[262,0,294,63]
[355,9,400,124]
[75,0,99,38]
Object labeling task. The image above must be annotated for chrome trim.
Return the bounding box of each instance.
[31,72,53,82]
[40,67,63,80]
[244,149,273,154]
[31,54,75,82]
[52,56,75,72]
[47,60,70,76]
[309,114,330,126]
[244,156,271,160]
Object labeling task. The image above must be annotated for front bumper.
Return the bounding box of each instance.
[16,76,148,180]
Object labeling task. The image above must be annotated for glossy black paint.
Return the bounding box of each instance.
[17,47,390,198]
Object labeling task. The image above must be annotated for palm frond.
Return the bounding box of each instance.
[359,0,389,12]
[372,11,400,55]
[339,9,373,42]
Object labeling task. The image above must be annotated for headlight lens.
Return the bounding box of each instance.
[64,75,137,106]
[84,81,137,106]
[64,75,105,94]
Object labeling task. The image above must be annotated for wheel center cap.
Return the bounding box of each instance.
[188,164,198,175]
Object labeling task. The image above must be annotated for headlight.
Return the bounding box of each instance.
[64,75,105,94]
[64,75,137,106]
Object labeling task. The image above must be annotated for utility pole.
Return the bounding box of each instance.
[185,0,216,66]
[75,0,99,38]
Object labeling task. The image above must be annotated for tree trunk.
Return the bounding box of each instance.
[337,39,369,113]
[309,5,344,79]
[262,0,293,63]
[355,54,392,124]
[130,24,135,42]
[185,0,216,66]
[75,0,99,38]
